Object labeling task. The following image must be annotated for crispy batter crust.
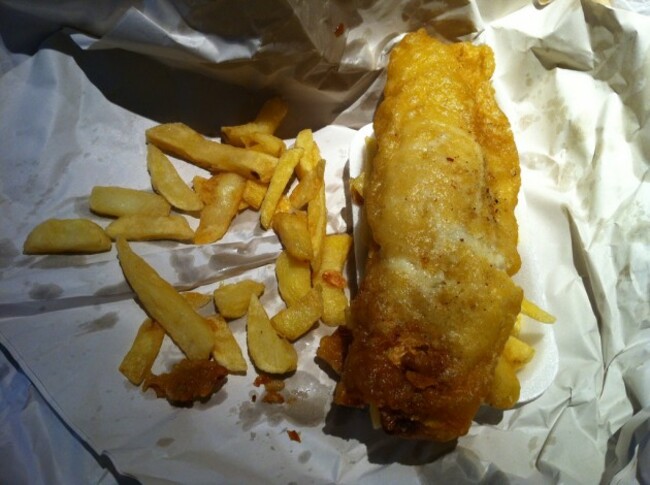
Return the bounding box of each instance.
[337,30,523,441]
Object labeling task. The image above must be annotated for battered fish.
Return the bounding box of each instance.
[336,30,523,441]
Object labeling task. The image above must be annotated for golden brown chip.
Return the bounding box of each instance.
[271,285,323,341]
[146,123,278,182]
[272,211,313,262]
[290,159,325,209]
[313,234,352,326]
[195,172,246,244]
[275,251,312,307]
[118,318,165,386]
[259,147,303,229]
[147,144,203,212]
[221,98,288,147]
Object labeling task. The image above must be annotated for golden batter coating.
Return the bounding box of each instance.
[337,30,523,441]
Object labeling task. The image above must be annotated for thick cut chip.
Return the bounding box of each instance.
[222,97,288,147]
[307,184,327,271]
[313,234,352,326]
[147,144,203,212]
[242,179,268,210]
[119,318,165,386]
[146,123,278,182]
[89,186,170,217]
[511,313,523,336]
[207,315,248,374]
[195,172,246,244]
[294,129,321,179]
[274,195,292,215]
[271,285,323,341]
[181,291,213,310]
[247,295,298,374]
[290,158,325,209]
[213,279,265,319]
[272,211,313,261]
[241,132,286,157]
[105,215,194,241]
[192,175,218,205]
[350,173,366,203]
[502,335,535,370]
[259,147,303,229]
[116,238,214,360]
[23,218,112,254]
[275,251,312,307]
[485,355,521,409]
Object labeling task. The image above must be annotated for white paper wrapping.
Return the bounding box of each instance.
[0,0,648,484]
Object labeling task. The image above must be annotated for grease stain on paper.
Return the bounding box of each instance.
[0,238,20,262]
[77,312,118,335]
[237,371,330,431]
[157,437,175,447]
[29,283,63,300]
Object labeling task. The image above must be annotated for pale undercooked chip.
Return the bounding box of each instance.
[213,279,265,320]
[247,295,298,374]
[105,215,194,241]
[89,186,170,217]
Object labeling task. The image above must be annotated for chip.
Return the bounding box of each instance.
[146,123,278,182]
[272,211,313,262]
[259,147,303,229]
[89,186,171,217]
[521,298,556,323]
[105,215,194,241]
[221,97,288,147]
[116,238,214,360]
[207,314,248,374]
[313,234,352,326]
[290,159,325,209]
[194,172,246,244]
[23,218,112,254]
[271,285,323,341]
[246,295,298,374]
[275,250,312,307]
[485,355,520,409]
[147,144,204,212]
[119,318,165,386]
[213,279,265,319]
[502,335,535,370]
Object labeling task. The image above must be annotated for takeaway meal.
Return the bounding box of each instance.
[21,31,554,436]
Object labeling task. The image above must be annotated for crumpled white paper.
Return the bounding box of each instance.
[0,0,648,484]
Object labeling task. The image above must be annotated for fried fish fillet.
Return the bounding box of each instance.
[336,30,523,441]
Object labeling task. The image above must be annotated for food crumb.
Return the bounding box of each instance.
[262,390,285,404]
[287,429,301,443]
